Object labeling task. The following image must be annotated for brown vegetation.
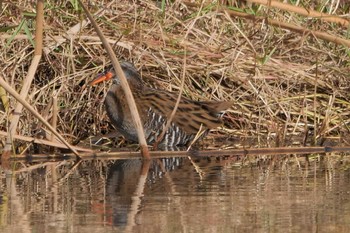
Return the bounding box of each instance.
[0,0,349,155]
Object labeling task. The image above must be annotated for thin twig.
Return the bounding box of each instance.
[153,50,187,149]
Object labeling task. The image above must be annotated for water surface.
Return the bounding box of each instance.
[1,154,350,233]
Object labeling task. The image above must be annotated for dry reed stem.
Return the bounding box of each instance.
[248,0,349,27]
[0,76,81,156]
[50,93,58,142]
[7,146,350,161]
[0,86,9,112]
[2,0,44,155]
[183,2,350,47]
[2,55,41,154]
[77,0,150,158]
[0,131,92,152]
[67,146,350,160]
[0,34,134,50]
[222,7,350,47]
[50,92,58,153]
[266,17,350,48]
[34,0,44,55]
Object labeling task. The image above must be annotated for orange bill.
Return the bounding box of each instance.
[89,71,114,86]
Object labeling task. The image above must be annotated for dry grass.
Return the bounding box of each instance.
[0,0,349,154]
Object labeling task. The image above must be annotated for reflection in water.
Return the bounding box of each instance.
[106,158,182,227]
[0,154,350,232]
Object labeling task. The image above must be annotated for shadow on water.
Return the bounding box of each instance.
[1,152,350,232]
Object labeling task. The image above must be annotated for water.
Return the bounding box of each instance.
[1,154,350,233]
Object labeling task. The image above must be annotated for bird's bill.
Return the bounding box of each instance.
[89,71,114,86]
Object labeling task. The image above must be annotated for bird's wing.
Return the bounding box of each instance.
[137,90,231,134]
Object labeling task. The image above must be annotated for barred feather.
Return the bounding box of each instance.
[99,62,233,147]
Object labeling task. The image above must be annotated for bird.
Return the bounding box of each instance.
[90,62,233,149]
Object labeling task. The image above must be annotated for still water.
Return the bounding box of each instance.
[1,154,350,233]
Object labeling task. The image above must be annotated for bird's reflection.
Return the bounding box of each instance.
[105,157,183,227]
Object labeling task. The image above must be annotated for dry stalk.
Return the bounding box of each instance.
[3,55,41,155]
[77,0,150,159]
[0,34,134,50]
[222,8,350,48]
[50,92,58,153]
[2,0,44,156]
[50,93,58,141]
[0,85,9,112]
[0,131,92,152]
[183,2,350,48]
[76,146,350,160]
[0,76,81,156]
[248,0,349,27]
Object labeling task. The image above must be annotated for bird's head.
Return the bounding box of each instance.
[90,62,142,87]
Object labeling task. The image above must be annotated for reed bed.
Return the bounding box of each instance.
[0,0,349,155]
